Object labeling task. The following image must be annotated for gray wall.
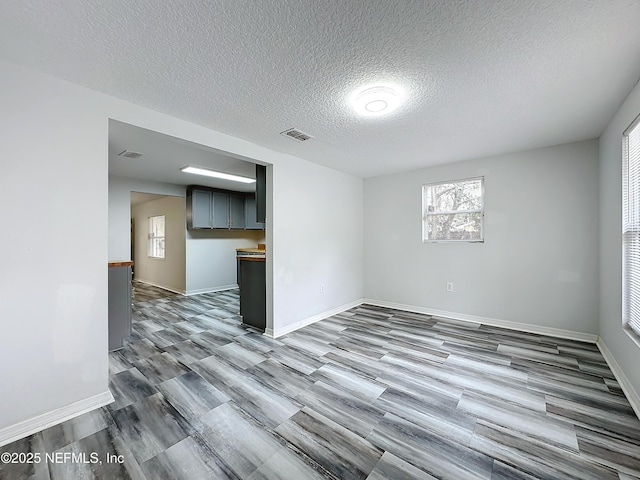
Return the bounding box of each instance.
[270,155,364,335]
[186,229,264,294]
[364,139,599,335]
[599,77,640,400]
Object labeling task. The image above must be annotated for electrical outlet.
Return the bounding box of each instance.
[446,282,453,292]
[320,284,325,293]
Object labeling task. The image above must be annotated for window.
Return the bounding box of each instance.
[148,215,165,259]
[422,177,484,242]
[623,114,640,337]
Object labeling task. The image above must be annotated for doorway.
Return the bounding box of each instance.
[108,119,271,331]
[130,192,186,295]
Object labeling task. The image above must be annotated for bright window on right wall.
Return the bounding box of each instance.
[622,114,640,337]
[422,177,484,242]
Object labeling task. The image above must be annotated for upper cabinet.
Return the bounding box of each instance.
[256,164,266,224]
[187,186,258,231]
[245,194,265,230]
[187,189,213,229]
[212,192,230,228]
[229,194,246,229]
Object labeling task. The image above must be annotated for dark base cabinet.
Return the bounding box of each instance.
[108,264,132,350]
[239,259,266,331]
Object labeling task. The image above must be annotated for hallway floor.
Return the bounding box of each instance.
[1,288,640,479]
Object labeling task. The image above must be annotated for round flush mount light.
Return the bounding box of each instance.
[352,85,402,116]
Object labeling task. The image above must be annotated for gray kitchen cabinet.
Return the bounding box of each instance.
[244,194,265,230]
[187,186,257,230]
[212,191,230,228]
[256,164,266,224]
[187,189,213,229]
[239,258,266,331]
[108,264,132,350]
[229,194,245,229]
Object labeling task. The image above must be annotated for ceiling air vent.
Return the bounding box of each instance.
[280,128,313,142]
[118,150,144,159]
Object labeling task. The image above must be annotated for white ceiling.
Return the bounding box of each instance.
[109,120,258,192]
[130,192,168,206]
[2,0,640,178]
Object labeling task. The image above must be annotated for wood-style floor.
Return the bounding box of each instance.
[2,282,640,479]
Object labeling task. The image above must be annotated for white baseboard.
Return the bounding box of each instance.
[134,279,239,297]
[363,298,599,344]
[264,327,275,337]
[185,284,238,296]
[134,279,186,295]
[0,390,114,447]
[271,298,364,338]
[596,339,640,420]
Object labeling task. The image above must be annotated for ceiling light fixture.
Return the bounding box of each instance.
[180,166,256,184]
[352,85,402,116]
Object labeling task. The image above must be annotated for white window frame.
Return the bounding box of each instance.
[422,176,485,243]
[148,215,165,259]
[622,113,640,339]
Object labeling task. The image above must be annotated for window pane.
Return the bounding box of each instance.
[150,238,165,259]
[426,212,483,241]
[422,177,484,242]
[150,215,165,236]
[624,117,640,336]
[148,215,165,259]
[426,179,483,213]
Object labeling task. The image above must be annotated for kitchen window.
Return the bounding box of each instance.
[148,215,165,259]
[623,114,640,338]
[422,177,484,242]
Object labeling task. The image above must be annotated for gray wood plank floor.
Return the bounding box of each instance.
[2,283,639,479]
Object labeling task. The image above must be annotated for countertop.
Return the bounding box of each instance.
[236,244,265,254]
[237,255,265,262]
[236,248,265,254]
[237,245,265,261]
[108,261,134,267]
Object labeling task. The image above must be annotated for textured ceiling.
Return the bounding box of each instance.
[2,0,640,178]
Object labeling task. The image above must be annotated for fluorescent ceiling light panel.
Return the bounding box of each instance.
[180,166,256,183]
